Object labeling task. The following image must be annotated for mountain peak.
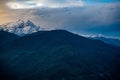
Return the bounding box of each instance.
[0,19,42,36]
[26,20,32,23]
[18,19,24,23]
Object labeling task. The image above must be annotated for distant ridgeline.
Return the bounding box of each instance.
[0,29,120,80]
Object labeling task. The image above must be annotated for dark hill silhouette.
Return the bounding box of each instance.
[0,30,120,80]
[0,31,19,46]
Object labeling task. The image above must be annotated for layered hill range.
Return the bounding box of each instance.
[0,20,120,80]
[0,19,120,47]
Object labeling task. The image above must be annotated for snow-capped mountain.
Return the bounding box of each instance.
[0,19,41,36]
[93,36,120,47]
[79,34,120,47]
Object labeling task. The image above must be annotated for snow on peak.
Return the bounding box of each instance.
[79,33,120,40]
[0,19,41,36]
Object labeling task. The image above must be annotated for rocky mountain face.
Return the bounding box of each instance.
[0,20,41,36]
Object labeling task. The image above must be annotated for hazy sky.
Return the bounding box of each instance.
[0,0,120,37]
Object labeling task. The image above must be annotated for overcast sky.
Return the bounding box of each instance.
[0,0,120,37]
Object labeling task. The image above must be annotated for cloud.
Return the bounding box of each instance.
[15,3,119,37]
[6,0,84,9]
[0,0,120,37]
[4,0,120,9]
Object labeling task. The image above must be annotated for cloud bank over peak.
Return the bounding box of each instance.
[0,0,120,38]
[5,0,120,9]
[6,0,84,9]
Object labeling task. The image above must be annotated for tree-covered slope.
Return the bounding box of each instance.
[0,31,19,46]
[0,30,120,80]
